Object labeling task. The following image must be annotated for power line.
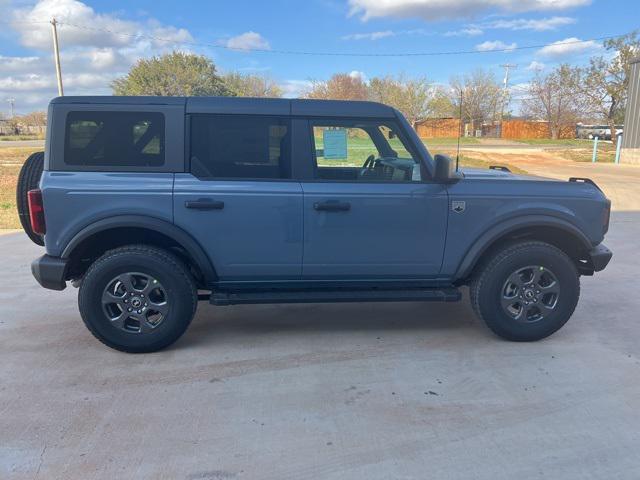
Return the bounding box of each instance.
[0,18,632,57]
[51,21,631,57]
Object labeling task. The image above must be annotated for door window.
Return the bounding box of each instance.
[311,121,422,182]
[190,114,291,180]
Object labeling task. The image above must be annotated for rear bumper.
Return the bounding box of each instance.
[31,255,68,291]
[589,243,612,272]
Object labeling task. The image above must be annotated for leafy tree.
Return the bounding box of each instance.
[368,75,433,126]
[581,31,639,146]
[112,51,232,96]
[426,87,456,119]
[450,69,503,132]
[222,72,283,97]
[521,64,585,139]
[305,73,368,101]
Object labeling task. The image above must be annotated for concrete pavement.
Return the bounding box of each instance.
[1,211,638,479]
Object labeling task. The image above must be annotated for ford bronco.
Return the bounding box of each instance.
[19,96,612,352]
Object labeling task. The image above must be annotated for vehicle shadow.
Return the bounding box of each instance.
[177,291,491,349]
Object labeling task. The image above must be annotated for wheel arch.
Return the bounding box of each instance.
[61,215,217,287]
[455,215,593,282]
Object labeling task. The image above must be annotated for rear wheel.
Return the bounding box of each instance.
[16,151,44,245]
[470,241,580,341]
[78,245,197,353]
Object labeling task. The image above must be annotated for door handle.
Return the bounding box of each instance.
[185,198,225,210]
[313,201,351,212]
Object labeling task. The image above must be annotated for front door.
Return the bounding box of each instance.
[301,120,448,279]
[174,114,303,281]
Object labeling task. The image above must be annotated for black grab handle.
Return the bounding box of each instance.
[314,201,351,212]
[185,199,225,210]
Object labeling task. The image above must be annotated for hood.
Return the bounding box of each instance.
[460,167,552,182]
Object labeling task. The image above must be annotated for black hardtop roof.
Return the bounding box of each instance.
[50,96,397,118]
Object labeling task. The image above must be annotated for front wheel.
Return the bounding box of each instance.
[470,241,580,341]
[78,245,197,353]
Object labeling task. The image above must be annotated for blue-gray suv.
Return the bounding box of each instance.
[18,96,612,352]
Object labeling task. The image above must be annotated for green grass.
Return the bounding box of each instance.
[554,146,616,163]
[0,134,45,141]
[421,137,480,146]
[457,154,528,174]
[0,147,40,229]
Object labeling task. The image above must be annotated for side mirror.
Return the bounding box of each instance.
[433,154,462,183]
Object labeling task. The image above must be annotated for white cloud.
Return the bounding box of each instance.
[0,55,42,74]
[225,32,270,51]
[483,16,576,31]
[1,0,198,114]
[526,60,546,71]
[475,40,517,52]
[537,37,601,57]
[348,70,367,81]
[348,0,591,21]
[342,30,395,41]
[280,79,312,98]
[445,27,483,37]
[12,0,139,50]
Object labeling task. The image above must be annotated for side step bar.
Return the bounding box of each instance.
[210,288,461,306]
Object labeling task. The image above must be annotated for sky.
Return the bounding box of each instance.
[0,0,638,114]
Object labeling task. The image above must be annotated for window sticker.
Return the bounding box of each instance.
[322,128,348,160]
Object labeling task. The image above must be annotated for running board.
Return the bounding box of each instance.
[210,288,461,306]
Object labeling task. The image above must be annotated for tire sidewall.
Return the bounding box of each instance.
[16,152,45,246]
[79,250,195,352]
[478,246,579,341]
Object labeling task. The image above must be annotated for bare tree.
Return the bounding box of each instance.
[305,73,368,101]
[581,31,639,147]
[521,64,584,139]
[20,111,47,127]
[450,69,502,132]
[222,72,283,97]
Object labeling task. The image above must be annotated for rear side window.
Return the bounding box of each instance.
[189,114,291,180]
[64,111,165,167]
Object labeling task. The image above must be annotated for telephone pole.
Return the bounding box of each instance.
[498,63,516,138]
[7,98,15,118]
[50,18,64,96]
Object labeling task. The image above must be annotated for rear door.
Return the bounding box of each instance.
[173,112,303,281]
[299,119,448,279]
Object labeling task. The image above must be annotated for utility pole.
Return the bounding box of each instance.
[50,18,64,96]
[498,63,516,138]
[7,98,15,118]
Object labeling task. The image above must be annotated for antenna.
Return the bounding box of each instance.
[455,89,463,171]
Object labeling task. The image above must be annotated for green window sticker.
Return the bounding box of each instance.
[323,128,348,160]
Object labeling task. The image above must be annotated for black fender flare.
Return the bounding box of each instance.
[454,214,593,280]
[61,215,217,283]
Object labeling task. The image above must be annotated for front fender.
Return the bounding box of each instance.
[452,214,592,280]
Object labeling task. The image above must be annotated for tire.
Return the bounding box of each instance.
[78,245,198,353]
[16,151,45,246]
[470,241,580,342]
